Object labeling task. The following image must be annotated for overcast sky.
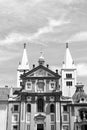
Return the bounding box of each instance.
[0,0,87,90]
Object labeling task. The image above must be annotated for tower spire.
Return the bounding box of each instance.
[63,43,74,69]
[17,43,29,87]
[20,43,29,70]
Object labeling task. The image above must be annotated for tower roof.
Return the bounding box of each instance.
[72,83,87,103]
[18,43,29,70]
[63,43,75,69]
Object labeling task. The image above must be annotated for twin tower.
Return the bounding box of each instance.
[17,43,77,97]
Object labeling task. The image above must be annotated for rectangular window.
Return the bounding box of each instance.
[63,125,69,130]
[51,114,55,122]
[13,125,18,130]
[27,125,30,130]
[13,105,19,112]
[62,114,69,122]
[66,81,72,86]
[26,82,32,90]
[66,74,72,79]
[26,113,31,122]
[50,81,55,90]
[63,105,68,112]
[12,114,19,122]
[37,98,44,112]
[51,125,55,130]
[63,115,68,121]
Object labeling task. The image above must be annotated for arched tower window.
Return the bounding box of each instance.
[37,98,44,112]
[27,104,31,113]
[50,104,55,113]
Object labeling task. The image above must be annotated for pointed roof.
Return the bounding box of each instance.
[18,43,29,70]
[63,43,75,69]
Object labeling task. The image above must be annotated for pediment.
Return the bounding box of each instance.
[21,65,60,79]
[34,113,46,120]
[30,68,54,77]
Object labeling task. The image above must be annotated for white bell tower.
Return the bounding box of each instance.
[17,43,29,88]
[61,43,77,97]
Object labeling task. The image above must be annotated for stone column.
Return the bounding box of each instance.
[20,102,25,130]
[56,102,60,130]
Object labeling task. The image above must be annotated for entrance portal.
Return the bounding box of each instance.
[81,125,87,130]
[37,124,44,130]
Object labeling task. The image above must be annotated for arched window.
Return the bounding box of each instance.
[37,98,44,112]
[27,104,31,113]
[50,104,55,113]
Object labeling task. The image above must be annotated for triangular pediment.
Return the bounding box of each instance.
[34,113,46,120]
[21,65,60,79]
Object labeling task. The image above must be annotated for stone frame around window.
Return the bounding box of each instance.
[12,113,19,123]
[49,81,55,90]
[51,124,55,130]
[26,113,31,123]
[62,113,69,123]
[13,104,19,113]
[50,114,55,122]
[26,81,32,90]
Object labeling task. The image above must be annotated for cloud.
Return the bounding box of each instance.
[35,18,70,35]
[0,33,47,46]
[0,33,27,45]
[23,18,70,40]
[0,50,18,62]
[67,31,87,42]
[0,18,70,46]
[77,63,87,76]
[59,0,85,5]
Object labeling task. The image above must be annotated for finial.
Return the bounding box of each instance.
[24,43,26,49]
[66,43,68,48]
[38,51,45,65]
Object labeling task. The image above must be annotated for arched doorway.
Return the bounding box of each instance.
[81,124,87,130]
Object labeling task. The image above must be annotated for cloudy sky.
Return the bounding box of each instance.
[0,0,87,90]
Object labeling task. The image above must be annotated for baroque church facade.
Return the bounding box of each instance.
[0,43,87,130]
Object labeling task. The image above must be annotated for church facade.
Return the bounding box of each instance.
[0,43,87,130]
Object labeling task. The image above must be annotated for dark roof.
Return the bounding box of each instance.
[72,91,87,103]
[72,84,87,103]
[0,87,10,101]
[21,65,61,79]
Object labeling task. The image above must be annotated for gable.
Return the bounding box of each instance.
[21,65,60,79]
[30,68,54,77]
